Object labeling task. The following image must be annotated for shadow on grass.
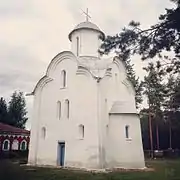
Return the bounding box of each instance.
[0,159,180,180]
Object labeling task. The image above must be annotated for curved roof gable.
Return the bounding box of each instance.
[112,56,127,74]
[32,76,53,95]
[109,101,137,114]
[31,51,77,95]
[46,51,77,76]
[111,56,136,93]
[76,65,95,78]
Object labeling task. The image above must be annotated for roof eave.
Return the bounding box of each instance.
[68,27,105,41]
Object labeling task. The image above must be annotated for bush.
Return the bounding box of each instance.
[144,149,180,159]
[0,150,29,160]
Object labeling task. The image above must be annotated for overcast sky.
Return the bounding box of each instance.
[0,0,174,129]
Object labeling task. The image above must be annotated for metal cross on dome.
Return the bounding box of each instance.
[82,8,91,22]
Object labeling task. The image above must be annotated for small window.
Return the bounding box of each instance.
[41,127,46,139]
[76,37,79,56]
[57,101,61,119]
[79,124,84,139]
[20,140,27,151]
[12,139,19,150]
[61,70,66,88]
[65,99,70,118]
[2,139,10,151]
[125,125,130,139]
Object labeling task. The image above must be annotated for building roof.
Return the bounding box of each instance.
[74,21,101,31]
[68,21,105,41]
[0,123,30,135]
[109,101,137,114]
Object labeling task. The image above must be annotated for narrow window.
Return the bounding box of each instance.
[61,70,66,88]
[65,99,70,118]
[20,140,27,151]
[3,139,10,151]
[76,37,79,56]
[41,127,46,139]
[79,125,84,139]
[57,101,61,119]
[125,125,129,139]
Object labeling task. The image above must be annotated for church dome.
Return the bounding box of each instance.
[68,21,105,41]
[74,21,100,31]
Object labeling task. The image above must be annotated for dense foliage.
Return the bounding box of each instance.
[99,0,180,73]
[100,0,180,150]
[0,91,28,129]
[0,97,8,124]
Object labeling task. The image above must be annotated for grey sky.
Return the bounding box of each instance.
[0,0,173,129]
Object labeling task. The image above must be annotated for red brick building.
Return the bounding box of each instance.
[0,123,30,152]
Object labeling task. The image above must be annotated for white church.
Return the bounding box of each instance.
[28,15,145,169]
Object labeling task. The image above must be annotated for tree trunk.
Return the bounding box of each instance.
[169,119,172,149]
[156,123,160,150]
[149,112,154,158]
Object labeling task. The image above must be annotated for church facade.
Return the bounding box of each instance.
[28,20,145,169]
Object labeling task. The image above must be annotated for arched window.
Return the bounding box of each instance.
[61,70,66,88]
[57,101,61,119]
[41,127,46,139]
[12,139,19,150]
[76,37,79,56]
[20,140,27,151]
[79,124,84,139]
[65,99,70,118]
[125,125,130,139]
[2,139,10,151]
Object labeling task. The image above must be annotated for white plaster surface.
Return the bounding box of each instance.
[28,21,145,169]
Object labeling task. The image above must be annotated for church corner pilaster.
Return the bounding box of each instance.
[96,79,104,168]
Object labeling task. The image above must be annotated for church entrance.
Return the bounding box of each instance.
[58,142,65,166]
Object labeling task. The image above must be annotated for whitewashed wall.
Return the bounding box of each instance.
[28,53,102,168]
[106,114,145,169]
[71,29,102,57]
[97,60,145,169]
[28,25,145,169]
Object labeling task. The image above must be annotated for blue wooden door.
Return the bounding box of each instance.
[59,142,65,166]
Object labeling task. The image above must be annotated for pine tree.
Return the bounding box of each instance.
[125,59,143,109]
[0,97,8,124]
[139,108,150,150]
[8,91,28,129]
[142,62,166,149]
[163,75,180,148]
[99,0,180,73]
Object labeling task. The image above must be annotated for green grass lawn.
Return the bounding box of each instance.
[0,159,180,180]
